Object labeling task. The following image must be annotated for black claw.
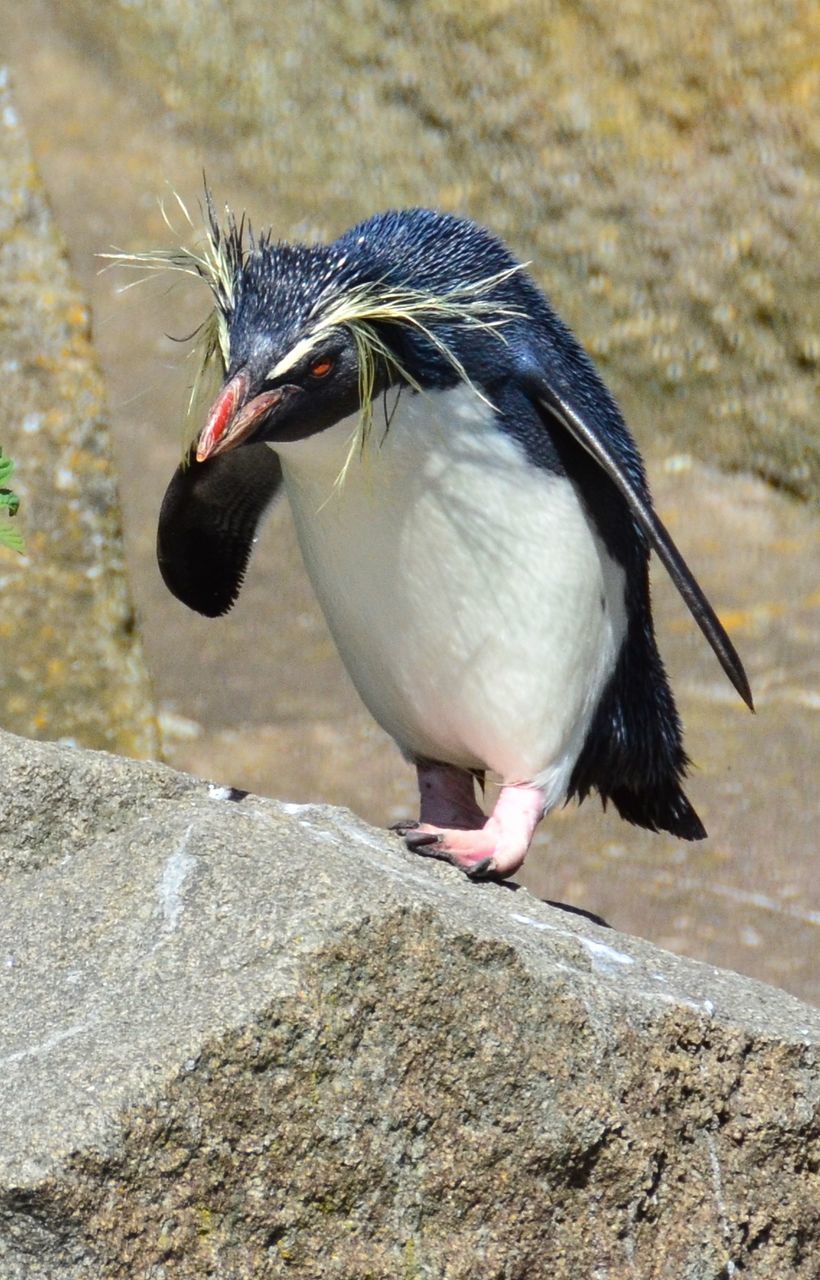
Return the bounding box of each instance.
[389,820,420,834]
[399,832,507,883]
[404,832,443,853]
[465,857,503,882]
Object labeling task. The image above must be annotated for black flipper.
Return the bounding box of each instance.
[516,352,753,711]
[157,443,283,617]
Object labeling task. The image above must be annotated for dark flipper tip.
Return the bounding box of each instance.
[157,444,283,617]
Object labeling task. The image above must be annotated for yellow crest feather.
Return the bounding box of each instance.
[102,199,527,473]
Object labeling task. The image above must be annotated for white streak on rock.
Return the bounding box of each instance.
[581,938,635,969]
[706,1129,736,1277]
[511,911,556,932]
[157,825,196,933]
[0,1020,94,1067]
[512,912,634,970]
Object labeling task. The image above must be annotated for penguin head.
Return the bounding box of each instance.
[185,204,527,461]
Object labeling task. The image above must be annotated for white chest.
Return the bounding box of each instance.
[274,384,627,807]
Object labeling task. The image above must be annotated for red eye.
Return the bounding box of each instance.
[310,358,334,378]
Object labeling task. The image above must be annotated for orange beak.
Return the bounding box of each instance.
[196,370,287,461]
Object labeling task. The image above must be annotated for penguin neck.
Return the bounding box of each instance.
[272,381,495,496]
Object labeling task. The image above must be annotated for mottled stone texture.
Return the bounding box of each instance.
[66,0,819,502]
[0,731,817,1279]
[0,72,158,756]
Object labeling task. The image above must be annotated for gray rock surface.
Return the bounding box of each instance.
[0,70,158,757]
[1,730,817,1279]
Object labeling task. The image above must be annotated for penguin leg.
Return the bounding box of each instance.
[398,762,544,881]
[414,760,487,829]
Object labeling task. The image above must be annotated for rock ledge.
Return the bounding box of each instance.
[1,730,817,1279]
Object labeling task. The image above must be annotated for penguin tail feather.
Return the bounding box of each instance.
[606,783,707,842]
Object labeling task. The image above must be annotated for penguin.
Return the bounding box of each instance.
[153,203,752,880]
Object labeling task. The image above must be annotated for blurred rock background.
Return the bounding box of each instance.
[0,68,158,757]
[0,0,816,999]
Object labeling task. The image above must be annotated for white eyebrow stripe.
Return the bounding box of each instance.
[268,332,325,379]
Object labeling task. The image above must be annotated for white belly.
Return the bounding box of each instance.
[275,384,627,809]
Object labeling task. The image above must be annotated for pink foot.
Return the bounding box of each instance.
[395,761,545,880]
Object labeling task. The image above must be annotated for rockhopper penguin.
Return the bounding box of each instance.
[149,201,753,881]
